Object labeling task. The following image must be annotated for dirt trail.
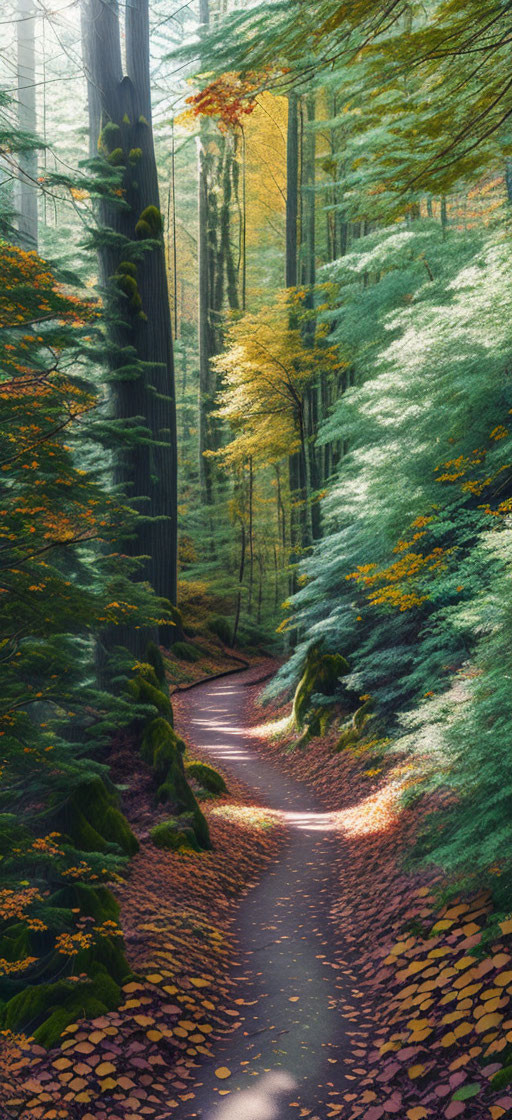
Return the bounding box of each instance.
[177,672,349,1119]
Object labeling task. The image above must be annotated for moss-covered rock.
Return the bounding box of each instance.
[142,719,211,850]
[186,761,227,795]
[150,819,201,852]
[292,643,350,734]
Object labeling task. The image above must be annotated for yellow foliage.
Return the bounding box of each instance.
[213,290,342,467]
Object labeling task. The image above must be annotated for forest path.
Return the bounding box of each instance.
[177,671,349,1120]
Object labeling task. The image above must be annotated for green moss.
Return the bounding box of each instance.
[150,820,200,852]
[107,147,124,166]
[137,205,162,237]
[98,120,120,156]
[141,717,184,768]
[135,219,152,239]
[336,698,373,752]
[128,147,143,163]
[156,768,195,812]
[292,643,349,731]
[188,807,211,850]
[186,761,227,795]
[117,260,137,277]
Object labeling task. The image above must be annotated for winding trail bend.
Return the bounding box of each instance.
[177,671,351,1120]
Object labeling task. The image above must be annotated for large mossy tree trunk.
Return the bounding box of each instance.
[82,0,178,649]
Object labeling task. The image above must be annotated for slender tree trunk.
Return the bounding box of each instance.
[285,93,299,289]
[82,0,178,640]
[241,128,247,309]
[257,553,263,624]
[248,456,254,612]
[219,136,239,310]
[232,516,246,648]
[441,195,448,233]
[16,0,38,251]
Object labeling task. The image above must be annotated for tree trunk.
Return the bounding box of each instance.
[248,455,254,612]
[16,0,38,251]
[232,516,245,648]
[198,0,213,505]
[285,91,302,597]
[285,92,299,289]
[82,0,178,639]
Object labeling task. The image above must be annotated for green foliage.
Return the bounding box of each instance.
[128,669,174,721]
[0,96,169,1044]
[171,641,203,663]
[146,641,167,685]
[207,616,233,645]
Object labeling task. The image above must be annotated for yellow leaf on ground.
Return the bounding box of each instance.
[475,1013,503,1033]
[407,1064,425,1079]
[495,971,512,988]
[99,1078,116,1092]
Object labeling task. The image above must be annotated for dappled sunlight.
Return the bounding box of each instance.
[191,716,244,737]
[210,802,280,830]
[333,772,403,836]
[251,714,292,740]
[207,1070,298,1119]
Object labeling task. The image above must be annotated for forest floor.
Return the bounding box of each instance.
[2,663,512,1120]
